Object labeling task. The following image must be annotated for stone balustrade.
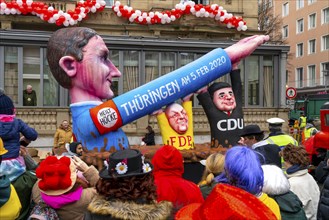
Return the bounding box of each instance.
[16,107,290,136]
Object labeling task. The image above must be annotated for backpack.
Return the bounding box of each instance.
[28,199,59,220]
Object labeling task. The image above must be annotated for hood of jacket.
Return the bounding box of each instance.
[271,191,305,215]
[87,196,172,219]
[305,123,314,129]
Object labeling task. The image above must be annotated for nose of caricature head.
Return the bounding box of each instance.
[109,61,121,77]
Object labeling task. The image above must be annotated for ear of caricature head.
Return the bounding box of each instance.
[59,56,78,78]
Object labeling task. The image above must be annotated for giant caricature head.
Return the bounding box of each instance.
[47,27,121,102]
[208,82,236,112]
[165,103,188,134]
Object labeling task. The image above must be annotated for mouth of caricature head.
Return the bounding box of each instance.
[222,101,235,106]
[107,79,112,87]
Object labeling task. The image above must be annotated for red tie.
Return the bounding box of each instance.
[227,111,231,117]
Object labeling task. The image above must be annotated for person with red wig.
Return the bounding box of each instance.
[152,145,204,213]
[31,155,99,219]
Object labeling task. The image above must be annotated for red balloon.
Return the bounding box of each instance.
[55,20,63,26]
[72,14,79,20]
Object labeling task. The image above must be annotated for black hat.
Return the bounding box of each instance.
[0,89,14,115]
[240,125,264,137]
[99,149,153,179]
[69,142,81,154]
[208,82,232,99]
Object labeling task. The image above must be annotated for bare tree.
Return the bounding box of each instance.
[258,0,283,44]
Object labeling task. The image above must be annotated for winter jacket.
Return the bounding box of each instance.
[53,125,72,148]
[270,191,307,220]
[152,145,204,213]
[286,169,320,220]
[318,173,329,220]
[142,131,155,145]
[0,118,38,159]
[32,165,99,220]
[0,175,22,219]
[84,196,172,220]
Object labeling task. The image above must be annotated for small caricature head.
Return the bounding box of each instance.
[208,82,236,112]
[165,103,188,134]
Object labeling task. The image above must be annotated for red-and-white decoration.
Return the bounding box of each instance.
[0,0,247,30]
[112,1,247,31]
[0,0,106,26]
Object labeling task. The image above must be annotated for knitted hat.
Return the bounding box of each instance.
[208,82,232,99]
[36,156,77,196]
[69,142,81,154]
[0,138,8,156]
[99,149,153,179]
[176,184,277,220]
[0,89,15,115]
[152,145,184,175]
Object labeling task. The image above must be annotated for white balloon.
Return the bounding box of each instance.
[149,12,154,18]
[211,4,218,10]
[100,0,106,6]
[200,8,205,13]
[64,13,70,19]
[238,21,244,26]
[26,0,32,6]
[131,13,137,19]
[135,10,141,16]
[0,3,6,9]
[48,6,54,11]
[95,3,100,9]
[161,19,166,24]
[190,8,195,13]
[69,19,75,25]
[16,0,23,6]
[227,13,233,19]
[218,6,223,11]
[81,13,86,18]
[171,15,176,21]
[219,16,225,22]
[146,17,151,22]
[209,13,215,18]
[80,7,85,13]
[113,6,119,12]
[58,10,64,15]
[242,25,247,31]
[115,1,121,7]
[196,11,201,17]
[53,14,59,20]
[63,21,69,26]
[91,6,96,13]
[117,11,121,16]
[142,12,147,18]
[158,13,163,19]
[48,18,55,23]
[129,16,134,22]
[78,14,83,21]
[237,26,242,31]
[10,8,16,14]
[4,8,10,14]
[138,16,143,22]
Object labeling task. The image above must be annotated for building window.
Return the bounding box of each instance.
[323,7,329,24]
[322,35,329,51]
[161,52,176,76]
[297,43,303,57]
[145,51,159,84]
[321,62,329,85]
[308,39,316,54]
[283,2,289,17]
[297,19,304,33]
[104,0,114,7]
[308,13,316,29]
[308,65,316,86]
[123,51,140,92]
[263,56,274,107]
[296,67,303,88]
[296,0,304,10]
[283,25,289,38]
[43,48,60,106]
[4,47,18,104]
[246,56,260,106]
[191,0,209,4]
[308,0,316,4]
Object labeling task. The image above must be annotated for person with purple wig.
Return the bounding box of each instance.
[215,146,281,219]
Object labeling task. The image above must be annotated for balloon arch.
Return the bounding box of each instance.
[0,0,247,30]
